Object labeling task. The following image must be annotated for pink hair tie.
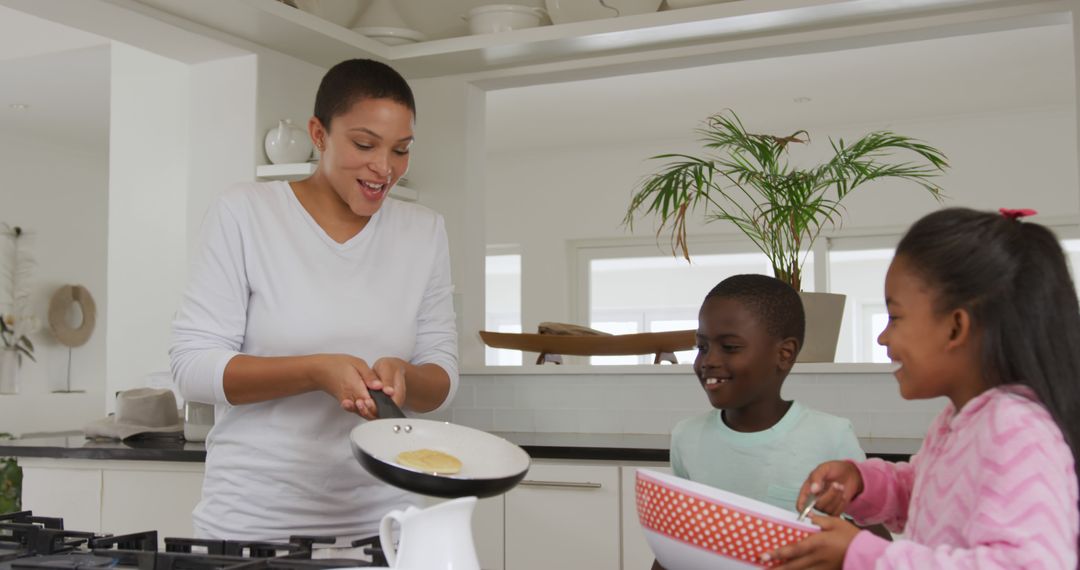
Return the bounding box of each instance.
[999,208,1037,220]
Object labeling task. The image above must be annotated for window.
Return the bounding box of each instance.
[586,251,815,364]
[828,247,894,363]
[1062,240,1080,302]
[485,252,522,365]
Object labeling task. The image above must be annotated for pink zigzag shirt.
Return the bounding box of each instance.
[844,386,1078,569]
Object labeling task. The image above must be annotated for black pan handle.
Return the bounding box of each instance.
[369,389,407,419]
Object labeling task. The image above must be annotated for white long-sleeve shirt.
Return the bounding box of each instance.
[170,181,458,543]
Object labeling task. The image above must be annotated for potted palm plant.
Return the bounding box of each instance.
[624,110,948,361]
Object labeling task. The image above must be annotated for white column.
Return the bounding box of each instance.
[408,77,487,369]
[105,44,190,410]
[186,54,259,263]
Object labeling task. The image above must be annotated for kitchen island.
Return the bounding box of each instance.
[0,431,919,463]
[1,432,920,570]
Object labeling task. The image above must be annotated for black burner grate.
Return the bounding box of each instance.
[0,512,384,569]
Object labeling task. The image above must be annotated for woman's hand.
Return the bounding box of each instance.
[372,357,408,409]
[797,461,864,516]
[766,514,860,569]
[309,354,386,420]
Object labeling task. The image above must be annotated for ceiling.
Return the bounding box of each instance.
[291,0,548,41]
[0,4,110,149]
[486,23,1077,152]
[0,3,1073,155]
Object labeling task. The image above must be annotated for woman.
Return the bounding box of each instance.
[170,59,458,545]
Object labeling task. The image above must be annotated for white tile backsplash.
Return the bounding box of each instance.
[492,409,536,431]
[449,369,945,438]
[451,408,493,431]
[577,410,629,433]
[474,384,514,408]
[534,409,581,432]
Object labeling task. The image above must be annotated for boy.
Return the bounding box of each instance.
[670,274,864,511]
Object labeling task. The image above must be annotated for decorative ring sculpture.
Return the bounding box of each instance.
[48,285,96,347]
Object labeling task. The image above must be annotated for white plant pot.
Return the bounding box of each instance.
[797,292,846,363]
[0,348,19,395]
[264,119,313,165]
[464,5,546,35]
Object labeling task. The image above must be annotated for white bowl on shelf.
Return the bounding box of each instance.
[545,0,660,24]
[352,26,427,45]
[463,4,547,35]
[665,0,732,8]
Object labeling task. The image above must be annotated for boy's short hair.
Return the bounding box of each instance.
[704,274,805,348]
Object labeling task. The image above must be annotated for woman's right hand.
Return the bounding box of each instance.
[796,461,864,516]
[309,354,385,420]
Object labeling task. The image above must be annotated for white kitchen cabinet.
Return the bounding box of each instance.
[620,464,671,570]
[20,459,103,533]
[19,458,203,541]
[505,461,620,570]
[19,456,664,569]
[100,464,204,538]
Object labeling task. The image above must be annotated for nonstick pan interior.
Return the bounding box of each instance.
[350,415,531,498]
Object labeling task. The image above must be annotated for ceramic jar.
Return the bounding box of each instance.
[264,119,313,165]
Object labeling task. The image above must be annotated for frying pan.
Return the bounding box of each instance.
[349,391,531,498]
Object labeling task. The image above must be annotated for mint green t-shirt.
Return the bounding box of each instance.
[669,401,865,513]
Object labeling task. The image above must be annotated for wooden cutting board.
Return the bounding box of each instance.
[478,330,695,357]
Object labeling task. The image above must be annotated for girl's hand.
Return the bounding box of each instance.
[797,461,864,516]
[766,514,860,569]
[372,357,408,410]
[310,354,383,420]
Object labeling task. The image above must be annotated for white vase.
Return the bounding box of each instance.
[264,119,313,165]
[0,348,18,395]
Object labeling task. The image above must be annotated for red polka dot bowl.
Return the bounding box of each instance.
[636,469,819,569]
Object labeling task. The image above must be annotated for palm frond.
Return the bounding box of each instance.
[623,110,949,289]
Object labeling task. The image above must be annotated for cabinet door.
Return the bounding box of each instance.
[100,465,204,539]
[621,464,672,570]
[423,495,504,570]
[505,462,620,570]
[20,463,102,533]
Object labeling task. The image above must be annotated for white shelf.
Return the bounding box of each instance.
[129,0,1035,78]
[255,162,316,180]
[255,163,420,202]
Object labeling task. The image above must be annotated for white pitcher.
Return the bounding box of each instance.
[263,119,313,164]
[379,496,480,570]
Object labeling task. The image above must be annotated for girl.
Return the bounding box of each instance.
[770,207,1080,569]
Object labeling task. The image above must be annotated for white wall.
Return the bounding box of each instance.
[105,43,190,408]
[186,54,259,262]
[0,131,108,434]
[486,106,1079,337]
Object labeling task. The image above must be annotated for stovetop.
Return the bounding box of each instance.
[0,511,387,570]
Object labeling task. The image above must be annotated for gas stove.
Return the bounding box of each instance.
[0,511,387,569]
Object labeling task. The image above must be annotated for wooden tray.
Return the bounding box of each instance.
[479,330,696,364]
